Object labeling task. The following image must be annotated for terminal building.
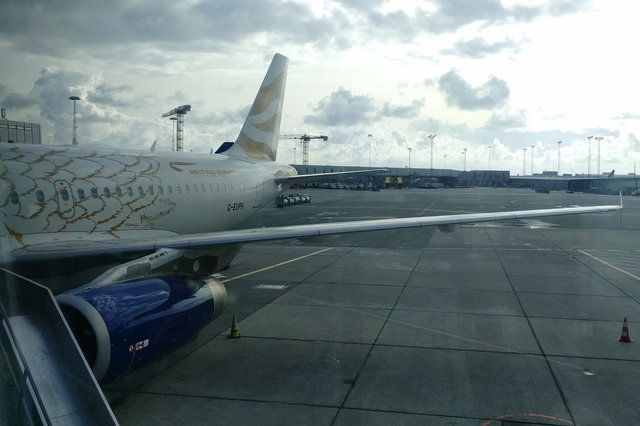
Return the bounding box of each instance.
[293,164,638,195]
[0,108,42,144]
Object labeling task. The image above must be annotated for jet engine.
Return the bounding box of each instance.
[56,275,226,383]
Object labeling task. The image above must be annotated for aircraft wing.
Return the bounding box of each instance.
[275,169,388,185]
[9,202,620,264]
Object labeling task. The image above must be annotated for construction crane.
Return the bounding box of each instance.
[279,134,328,165]
[162,105,191,151]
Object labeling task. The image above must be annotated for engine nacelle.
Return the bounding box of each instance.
[56,275,226,383]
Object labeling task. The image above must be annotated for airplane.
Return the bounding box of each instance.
[0,53,622,384]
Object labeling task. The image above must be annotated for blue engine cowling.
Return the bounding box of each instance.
[56,275,226,383]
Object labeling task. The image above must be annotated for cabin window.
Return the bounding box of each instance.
[91,188,98,199]
[168,186,173,194]
[36,190,45,202]
[138,186,144,197]
[200,184,206,192]
[221,183,226,191]
[127,186,133,197]
[158,185,163,195]
[78,188,86,200]
[185,185,190,194]
[176,185,181,194]
[148,185,154,196]
[193,184,198,193]
[104,188,111,198]
[208,184,213,192]
[60,189,69,201]
[9,191,19,204]
[116,187,123,197]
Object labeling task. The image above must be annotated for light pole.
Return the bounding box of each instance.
[462,148,467,171]
[595,136,603,175]
[443,154,447,169]
[368,134,373,167]
[557,141,562,175]
[587,135,593,176]
[522,147,527,175]
[68,96,81,145]
[293,146,297,164]
[427,133,436,174]
[408,147,413,168]
[170,117,177,151]
[530,144,535,175]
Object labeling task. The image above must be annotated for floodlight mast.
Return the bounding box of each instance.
[587,136,593,176]
[595,136,603,175]
[427,133,436,174]
[557,141,562,175]
[162,105,191,152]
[68,96,81,145]
[170,117,177,151]
[462,148,467,171]
[531,144,535,175]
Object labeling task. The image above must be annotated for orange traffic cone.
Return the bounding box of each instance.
[618,317,633,343]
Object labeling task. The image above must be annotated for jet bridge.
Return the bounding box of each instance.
[0,267,117,425]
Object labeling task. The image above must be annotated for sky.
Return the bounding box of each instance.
[1,0,639,175]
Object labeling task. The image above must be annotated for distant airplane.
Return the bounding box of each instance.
[0,53,622,383]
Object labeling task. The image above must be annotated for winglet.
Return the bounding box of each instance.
[229,53,289,161]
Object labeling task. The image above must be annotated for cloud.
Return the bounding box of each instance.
[438,69,510,110]
[483,109,527,131]
[304,88,377,127]
[88,83,135,108]
[441,37,524,58]
[304,88,424,127]
[1,93,38,110]
[628,133,640,152]
[378,99,424,120]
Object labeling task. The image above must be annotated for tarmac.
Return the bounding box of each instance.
[104,187,640,426]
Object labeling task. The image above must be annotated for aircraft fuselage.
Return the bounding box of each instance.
[0,144,296,257]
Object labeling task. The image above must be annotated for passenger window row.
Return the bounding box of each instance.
[8,182,246,204]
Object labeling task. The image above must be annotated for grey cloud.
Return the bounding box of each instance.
[32,68,92,122]
[305,88,424,127]
[304,88,377,127]
[628,133,640,152]
[0,0,594,64]
[613,112,640,120]
[549,0,593,16]
[483,110,527,131]
[442,37,524,59]
[87,83,135,108]
[438,69,510,110]
[1,0,339,58]
[1,93,38,110]
[429,0,507,32]
[378,99,424,119]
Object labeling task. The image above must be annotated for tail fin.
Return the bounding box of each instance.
[230,53,288,161]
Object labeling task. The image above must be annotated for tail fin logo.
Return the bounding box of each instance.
[233,54,288,162]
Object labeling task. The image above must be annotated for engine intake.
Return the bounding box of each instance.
[56,275,226,383]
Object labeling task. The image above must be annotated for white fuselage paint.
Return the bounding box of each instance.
[0,144,296,256]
